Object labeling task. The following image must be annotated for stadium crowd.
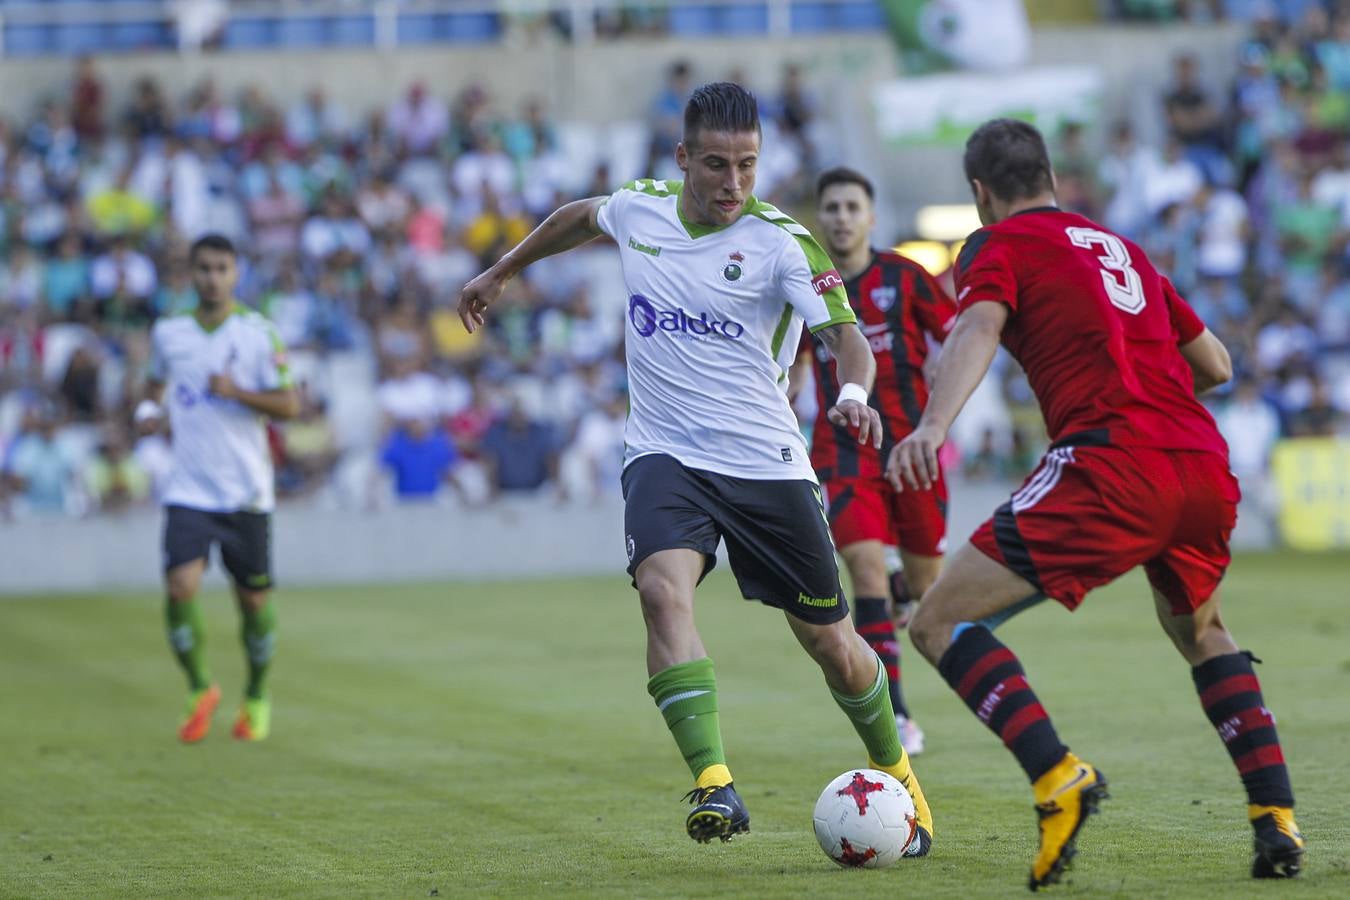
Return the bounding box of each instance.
[2,4,1348,520]
[0,57,817,518]
[1051,1,1350,491]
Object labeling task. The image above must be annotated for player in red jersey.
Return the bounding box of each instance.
[790,167,956,755]
[888,120,1303,890]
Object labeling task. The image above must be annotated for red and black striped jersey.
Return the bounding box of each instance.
[803,250,957,480]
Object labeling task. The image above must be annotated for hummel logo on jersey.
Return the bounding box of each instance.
[628,237,662,257]
[797,591,839,608]
[812,270,844,294]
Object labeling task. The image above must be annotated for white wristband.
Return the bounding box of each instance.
[837,382,869,406]
[134,399,164,424]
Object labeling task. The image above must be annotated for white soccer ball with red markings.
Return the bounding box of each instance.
[813,769,918,868]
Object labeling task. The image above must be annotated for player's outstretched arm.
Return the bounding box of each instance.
[458,197,607,333]
[1179,327,1233,395]
[887,301,1007,492]
[816,323,882,449]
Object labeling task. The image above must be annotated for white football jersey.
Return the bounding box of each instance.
[149,305,292,512]
[597,179,855,481]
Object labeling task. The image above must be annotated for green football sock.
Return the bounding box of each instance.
[831,653,903,766]
[165,596,210,691]
[647,657,728,781]
[240,600,278,700]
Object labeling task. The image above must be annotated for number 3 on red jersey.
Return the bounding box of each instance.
[1065,226,1146,315]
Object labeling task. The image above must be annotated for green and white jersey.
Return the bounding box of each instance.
[148,305,292,513]
[597,179,854,481]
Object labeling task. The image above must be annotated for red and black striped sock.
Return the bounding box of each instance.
[937,624,1068,782]
[854,596,908,718]
[1191,651,1294,808]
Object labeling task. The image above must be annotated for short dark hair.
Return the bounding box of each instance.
[816,167,875,203]
[684,82,760,145]
[189,233,236,261]
[963,118,1054,202]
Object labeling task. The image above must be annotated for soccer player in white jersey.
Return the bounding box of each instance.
[138,235,298,743]
[459,83,934,851]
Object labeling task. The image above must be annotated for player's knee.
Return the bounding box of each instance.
[236,589,269,613]
[166,576,196,603]
[806,627,868,685]
[907,602,945,660]
[636,571,692,622]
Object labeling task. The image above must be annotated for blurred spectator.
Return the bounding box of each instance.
[90,237,157,317]
[480,400,558,496]
[462,186,532,265]
[388,83,449,157]
[1052,121,1095,216]
[377,357,443,426]
[647,60,692,178]
[1163,54,1228,179]
[1144,138,1205,218]
[405,195,447,258]
[1216,376,1282,480]
[452,131,517,220]
[277,388,339,497]
[60,344,101,422]
[380,418,459,501]
[560,392,627,501]
[776,63,817,174]
[1273,171,1338,304]
[1098,122,1155,238]
[154,259,196,316]
[124,77,171,140]
[3,409,80,516]
[300,190,371,266]
[71,57,105,142]
[375,295,430,374]
[286,88,349,151]
[1193,179,1250,280]
[249,173,307,262]
[43,232,90,319]
[87,165,157,237]
[1,246,43,312]
[1287,378,1343,435]
[1255,303,1318,372]
[356,168,412,236]
[83,430,150,513]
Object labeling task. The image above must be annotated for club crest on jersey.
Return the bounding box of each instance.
[721,251,745,283]
[870,286,897,311]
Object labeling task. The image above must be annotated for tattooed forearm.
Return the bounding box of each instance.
[816,322,875,391]
[816,323,849,354]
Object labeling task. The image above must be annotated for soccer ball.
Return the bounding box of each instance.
[812,769,918,868]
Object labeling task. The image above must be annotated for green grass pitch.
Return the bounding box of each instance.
[2,551,1347,898]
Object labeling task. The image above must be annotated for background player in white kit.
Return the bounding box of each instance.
[458,82,933,851]
[138,235,299,743]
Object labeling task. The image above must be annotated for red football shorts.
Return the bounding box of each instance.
[970,445,1238,614]
[824,474,948,557]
